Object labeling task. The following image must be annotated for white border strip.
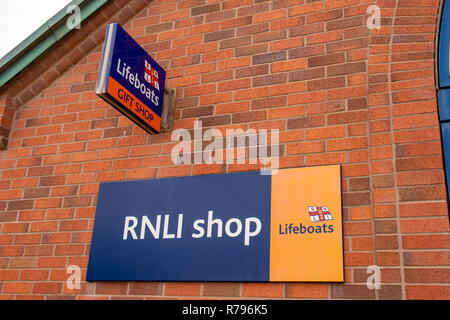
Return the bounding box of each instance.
[96,24,115,95]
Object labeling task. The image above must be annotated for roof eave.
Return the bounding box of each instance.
[0,0,108,89]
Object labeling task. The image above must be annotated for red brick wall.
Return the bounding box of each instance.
[0,0,449,299]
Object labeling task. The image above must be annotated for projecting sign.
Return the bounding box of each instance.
[96,23,166,134]
[86,165,344,282]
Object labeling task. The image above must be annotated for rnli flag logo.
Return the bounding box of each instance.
[144,60,160,91]
[308,206,333,222]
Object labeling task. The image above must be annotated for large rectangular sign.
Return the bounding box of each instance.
[96,23,166,134]
[86,165,344,282]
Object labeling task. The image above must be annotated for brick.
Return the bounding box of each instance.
[373,188,396,203]
[221,16,252,30]
[55,244,84,256]
[399,202,448,217]
[237,2,269,15]
[392,88,435,103]
[191,3,220,16]
[235,87,268,101]
[254,29,287,43]
[396,156,442,171]
[352,237,373,251]
[270,37,304,51]
[329,86,366,100]
[269,106,304,119]
[272,58,306,73]
[307,30,343,45]
[242,283,284,298]
[270,82,306,96]
[7,200,34,211]
[397,171,444,186]
[328,111,367,125]
[350,207,372,220]
[253,73,287,87]
[375,220,397,234]
[252,51,286,65]
[254,8,286,23]
[145,22,173,34]
[9,257,37,268]
[289,2,323,16]
[164,283,201,296]
[203,283,240,297]
[289,44,324,60]
[0,270,19,280]
[14,233,42,245]
[237,23,269,36]
[159,165,191,178]
[404,251,449,266]
[199,115,231,127]
[372,175,394,188]
[204,29,235,42]
[395,141,441,157]
[216,101,250,115]
[286,115,325,129]
[349,178,370,191]
[3,221,29,233]
[328,137,368,152]
[345,252,373,266]
[0,245,24,256]
[405,268,450,284]
[232,110,266,124]
[38,257,66,268]
[287,141,325,154]
[400,218,450,234]
[251,96,287,110]
[308,76,345,91]
[398,186,447,201]
[378,285,403,300]
[59,220,90,231]
[235,65,268,78]
[33,282,62,294]
[288,91,326,105]
[219,78,252,92]
[221,36,252,50]
[202,49,233,62]
[327,38,367,53]
[218,56,250,70]
[0,189,23,200]
[328,61,366,76]
[343,222,372,236]
[308,52,345,67]
[406,285,449,300]
[331,284,375,299]
[3,282,32,294]
[129,283,162,295]
[25,117,50,128]
[63,196,92,208]
[306,152,346,166]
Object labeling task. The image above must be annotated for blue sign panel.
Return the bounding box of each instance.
[441,122,450,202]
[86,171,271,281]
[439,0,450,88]
[96,23,166,134]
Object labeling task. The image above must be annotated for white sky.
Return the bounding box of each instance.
[0,0,72,60]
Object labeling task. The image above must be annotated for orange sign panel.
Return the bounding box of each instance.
[269,165,343,282]
[107,77,161,132]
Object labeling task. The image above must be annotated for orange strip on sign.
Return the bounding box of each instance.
[269,165,344,282]
[107,76,161,132]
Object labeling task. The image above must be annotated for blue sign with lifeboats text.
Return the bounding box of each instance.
[96,23,166,134]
